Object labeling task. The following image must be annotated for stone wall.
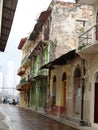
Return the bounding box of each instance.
[67,56,90,121]
[49,2,93,60]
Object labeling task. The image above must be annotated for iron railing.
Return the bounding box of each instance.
[78,24,98,51]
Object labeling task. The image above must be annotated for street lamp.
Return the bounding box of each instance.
[80,77,85,126]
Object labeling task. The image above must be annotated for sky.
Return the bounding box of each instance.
[0,0,75,88]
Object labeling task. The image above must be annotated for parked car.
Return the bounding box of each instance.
[9,99,17,105]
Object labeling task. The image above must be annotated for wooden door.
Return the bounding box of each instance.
[94,83,98,123]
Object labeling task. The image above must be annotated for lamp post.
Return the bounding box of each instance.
[80,77,85,126]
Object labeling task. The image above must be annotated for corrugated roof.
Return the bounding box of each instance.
[41,49,78,69]
[0,0,18,52]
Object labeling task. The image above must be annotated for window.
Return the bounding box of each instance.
[76,20,86,34]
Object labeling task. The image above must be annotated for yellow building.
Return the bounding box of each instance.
[16,37,31,107]
[42,50,85,123]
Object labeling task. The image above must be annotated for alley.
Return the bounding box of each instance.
[0,104,75,130]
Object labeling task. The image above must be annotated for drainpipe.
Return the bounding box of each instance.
[80,58,86,126]
[80,77,85,126]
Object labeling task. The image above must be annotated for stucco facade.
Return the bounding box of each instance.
[76,0,98,128]
[49,1,93,60]
[16,38,31,107]
[16,0,96,128]
[48,52,89,124]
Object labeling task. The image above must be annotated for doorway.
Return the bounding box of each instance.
[94,74,98,123]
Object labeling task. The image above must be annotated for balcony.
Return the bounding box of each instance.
[17,67,25,76]
[29,31,49,58]
[33,70,48,79]
[16,77,31,91]
[75,0,96,4]
[21,53,30,68]
[16,84,25,91]
[29,68,48,80]
[38,69,48,78]
[77,24,98,58]
[28,73,35,82]
[20,78,26,84]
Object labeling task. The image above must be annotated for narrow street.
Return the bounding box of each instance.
[0,104,76,130]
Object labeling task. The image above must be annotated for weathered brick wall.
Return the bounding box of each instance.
[49,1,93,60]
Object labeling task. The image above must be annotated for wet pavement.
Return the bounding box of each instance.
[0,109,10,130]
[0,104,76,130]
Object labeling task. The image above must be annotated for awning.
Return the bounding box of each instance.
[41,49,78,69]
[16,82,31,91]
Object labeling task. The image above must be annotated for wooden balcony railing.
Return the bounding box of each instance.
[78,24,98,51]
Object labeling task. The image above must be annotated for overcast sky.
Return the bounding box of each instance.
[0,0,75,84]
[12,0,75,37]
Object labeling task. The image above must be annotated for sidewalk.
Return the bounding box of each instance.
[0,111,10,130]
[35,110,98,130]
[79,126,98,130]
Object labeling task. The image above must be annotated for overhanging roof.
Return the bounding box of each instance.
[29,10,51,41]
[18,37,27,50]
[0,0,18,52]
[41,49,78,69]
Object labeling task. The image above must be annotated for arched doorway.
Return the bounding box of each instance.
[94,74,98,123]
[74,68,81,116]
[61,72,67,114]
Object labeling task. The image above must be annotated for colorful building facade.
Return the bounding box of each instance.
[27,1,93,112]
[16,37,31,107]
[16,0,96,128]
[42,50,87,124]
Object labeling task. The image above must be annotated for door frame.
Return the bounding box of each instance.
[91,72,98,128]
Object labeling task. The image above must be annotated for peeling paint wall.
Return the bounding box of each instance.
[49,56,90,122]
[49,2,93,60]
